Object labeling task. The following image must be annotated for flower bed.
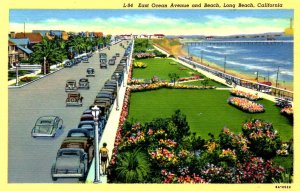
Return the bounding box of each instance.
[178,74,201,82]
[227,97,265,113]
[130,82,216,92]
[230,89,261,101]
[126,63,133,84]
[133,61,147,68]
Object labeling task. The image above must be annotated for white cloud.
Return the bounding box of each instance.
[9,14,288,36]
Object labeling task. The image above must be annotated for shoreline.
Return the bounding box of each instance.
[153,41,293,91]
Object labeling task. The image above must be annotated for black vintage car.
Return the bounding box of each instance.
[78,78,90,89]
[108,59,115,65]
[100,61,108,69]
[86,68,95,77]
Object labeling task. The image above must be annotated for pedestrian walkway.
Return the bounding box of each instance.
[153,45,281,103]
[86,41,134,184]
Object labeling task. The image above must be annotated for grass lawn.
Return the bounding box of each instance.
[128,89,293,141]
[132,58,201,81]
[181,79,230,88]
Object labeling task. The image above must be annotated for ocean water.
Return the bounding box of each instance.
[186,36,293,85]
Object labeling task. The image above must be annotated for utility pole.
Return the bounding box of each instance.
[223,55,227,73]
[201,50,203,64]
[256,71,259,82]
[275,66,280,87]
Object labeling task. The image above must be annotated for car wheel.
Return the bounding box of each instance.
[52,133,56,138]
[52,177,58,181]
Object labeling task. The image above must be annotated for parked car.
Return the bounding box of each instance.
[93,99,111,117]
[116,53,120,57]
[101,88,116,99]
[64,60,73,68]
[100,61,108,69]
[65,80,77,92]
[60,135,94,162]
[96,91,114,104]
[80,114,94,122]
[51,148,88,181]
[77,121,103,139]
[78,78,90,89]
[31,116,63,138]
[66,92,83,107]
[86,68,95,77]
[82,56,89,63]
[87,52,93,58]
[67,128,91,138]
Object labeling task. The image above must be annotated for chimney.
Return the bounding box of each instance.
[10,31,15,38]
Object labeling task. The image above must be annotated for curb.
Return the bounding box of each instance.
[8,67,64,89]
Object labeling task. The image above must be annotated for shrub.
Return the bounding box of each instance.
[242,119,281,159]
[20,76,33,82]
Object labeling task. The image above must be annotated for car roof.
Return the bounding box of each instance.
[78,120,94,125]
[79,78,89,81]
[67,128,90,137]
[36,116,58,124]
[68,92,80,96]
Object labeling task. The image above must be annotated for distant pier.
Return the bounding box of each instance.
[184,40,293,46]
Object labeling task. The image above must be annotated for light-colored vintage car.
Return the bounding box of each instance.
[51,148,88,181]
[65,80,77,92]
[31,116,63,138]
[66,92,83,107]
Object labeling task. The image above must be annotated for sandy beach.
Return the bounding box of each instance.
[153,39,293,91]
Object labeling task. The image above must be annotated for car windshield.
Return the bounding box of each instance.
[70,132,87,137]
[79,124,93,130]
[36,117,55,125]
[61,152,80,157]
[34,125,52,134]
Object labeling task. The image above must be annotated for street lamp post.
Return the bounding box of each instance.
[91,105,101,183]
[15,63,19,86]
[43,57,46,75]
[116,73,119,110]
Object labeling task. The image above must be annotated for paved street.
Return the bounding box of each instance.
[8,40,129,183]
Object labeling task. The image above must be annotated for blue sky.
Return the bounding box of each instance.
[9,10,293,35]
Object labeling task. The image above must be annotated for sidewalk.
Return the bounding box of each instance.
[153,45,279,103]
[86,40,134,183]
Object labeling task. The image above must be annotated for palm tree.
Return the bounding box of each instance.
[201,77,210,88]
[30,37,64,74]
[68,36,85,54]
[115,148,150,183]
[168,73,180,86]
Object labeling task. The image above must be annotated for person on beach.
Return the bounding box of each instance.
[100,143,109,175]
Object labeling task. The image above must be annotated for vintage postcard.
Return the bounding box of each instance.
[1,0,299,191]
